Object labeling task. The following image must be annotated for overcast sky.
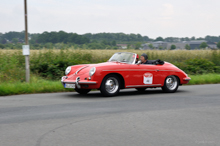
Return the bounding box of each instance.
[1,0,220,38]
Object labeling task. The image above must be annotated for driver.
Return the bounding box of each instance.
[141,53,151,64]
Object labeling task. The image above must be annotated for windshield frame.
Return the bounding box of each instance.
[108,52,137,64]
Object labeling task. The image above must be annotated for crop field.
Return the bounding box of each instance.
[1,49,220,82]
[0,49,220,96]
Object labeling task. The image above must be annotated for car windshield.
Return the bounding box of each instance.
[109,52,136,64]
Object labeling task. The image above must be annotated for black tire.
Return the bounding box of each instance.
[162,75,179,93]
[75,88,91,95]
[100,75,120,97]
[135,88,147,92]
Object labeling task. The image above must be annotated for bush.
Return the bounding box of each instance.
[0,43,5,49]
[30,49,93,80]
[0,51,25,82]
[174,58,216,74]
[211,50,220,66]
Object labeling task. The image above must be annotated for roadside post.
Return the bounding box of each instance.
[22,45,30,82]
[23,0,30,82]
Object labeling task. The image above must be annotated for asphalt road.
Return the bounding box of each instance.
[0,84,220,146]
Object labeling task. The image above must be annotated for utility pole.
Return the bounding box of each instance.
[23,0,30,82]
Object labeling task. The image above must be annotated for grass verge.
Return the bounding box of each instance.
[0,74,220,96]
[187,73,220,85]
[0,76,72,96]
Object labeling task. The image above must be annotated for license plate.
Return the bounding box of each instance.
[65,83,75,89]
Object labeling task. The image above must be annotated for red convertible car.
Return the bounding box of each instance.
[61,52,191,96]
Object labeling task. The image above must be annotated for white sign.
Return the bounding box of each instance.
[22,45,30,55]
[143,73,153,84]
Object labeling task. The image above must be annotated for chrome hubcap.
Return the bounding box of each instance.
[105,77,119,94]
[166,76,177,90]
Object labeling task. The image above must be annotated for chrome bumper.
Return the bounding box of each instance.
[183,77,191,81]
[61,76,97,89]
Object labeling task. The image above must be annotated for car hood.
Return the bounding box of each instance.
[70,62,128,75]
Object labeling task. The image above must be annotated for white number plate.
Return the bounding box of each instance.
[65,83,75,89]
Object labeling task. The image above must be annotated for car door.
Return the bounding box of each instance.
[128,64,162,87]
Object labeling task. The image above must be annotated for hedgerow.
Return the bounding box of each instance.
[0,49,220,82]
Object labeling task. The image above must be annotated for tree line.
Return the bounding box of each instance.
[0,31,220,49]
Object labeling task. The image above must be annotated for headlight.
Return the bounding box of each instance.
[65,66,71,75]
[89,67,96,76]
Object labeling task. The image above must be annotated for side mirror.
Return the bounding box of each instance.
[136,60,141,65]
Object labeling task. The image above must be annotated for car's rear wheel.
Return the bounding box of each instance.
[100,75,120,97]
[75,88,91,95]
[162,75,179,93]
[135,88,147,92]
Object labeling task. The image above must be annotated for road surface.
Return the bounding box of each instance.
[0,84,220,146]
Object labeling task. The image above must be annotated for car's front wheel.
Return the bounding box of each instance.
[75,88,91,95]
[100,75,120,97]
[162,75,179,93]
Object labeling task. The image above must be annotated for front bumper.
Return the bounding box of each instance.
[183,77,191,81]
[61,76,97,89]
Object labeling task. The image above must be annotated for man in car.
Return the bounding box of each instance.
[141,53,152,64]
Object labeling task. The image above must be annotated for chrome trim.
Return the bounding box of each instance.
[102,69,156,71]
[75,66,89,75]
[102,69,179,72]
[79,82,97,84]
[76,77,81,88]
[184,78,191,81]
[62,81,97,84]
[61,76,67,82]
[159,70,180,72]
[126,84,162,88]
[64,81,76,84]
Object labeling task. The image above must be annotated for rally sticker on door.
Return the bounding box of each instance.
[143,73,153,84]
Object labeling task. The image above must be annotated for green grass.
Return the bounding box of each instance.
[187,73,220,85]
[0,76,72,96]
[0,74,219,96]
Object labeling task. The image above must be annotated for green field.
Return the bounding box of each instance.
[0,49,220,96]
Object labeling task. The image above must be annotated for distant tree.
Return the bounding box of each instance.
[143,36,150,42]
[135,42,142,50]
[205,35,220,42]
[0,38,6,44]
[127,44,131,49]
[111,40,116,46]
[0,43,5,49]
[3,31,25,41]
[12,38,18,44]
[148,43,153,49]
[170,45,176,50]
[191,36,195,40]
[101,40,107,45]
[155,37,164,42]
[185,44,190,50]
[184,37,190,41]
[88,42,104,49]
[199,42,208,49]
[217,41,220,49]
[197,37,204,40]
[164,37,175,42]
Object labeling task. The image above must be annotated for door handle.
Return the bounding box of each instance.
[155,69,159,72]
